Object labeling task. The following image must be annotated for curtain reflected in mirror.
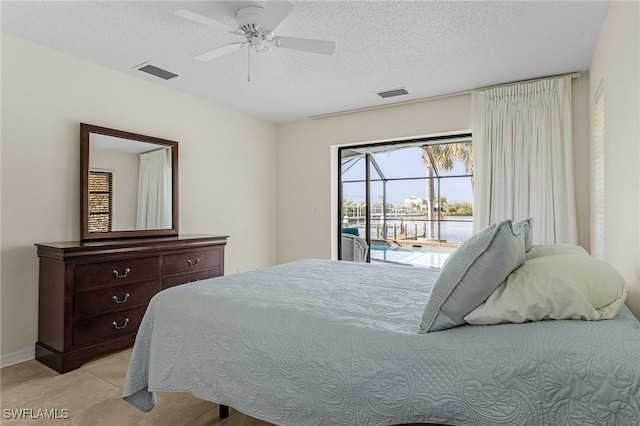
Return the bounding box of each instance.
[136,148,172,230]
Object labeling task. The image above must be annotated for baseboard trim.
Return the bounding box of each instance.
[1,347,35,368]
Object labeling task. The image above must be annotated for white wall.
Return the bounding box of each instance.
[277,81,592,264]
[589,0,640,317]
[0,35,278,360]
[277,95,471,263]
[90,147,140,230]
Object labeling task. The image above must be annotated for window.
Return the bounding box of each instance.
[338,134,473,267]
[88,170,113,232]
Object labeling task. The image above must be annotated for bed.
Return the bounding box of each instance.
[122,258,640,425]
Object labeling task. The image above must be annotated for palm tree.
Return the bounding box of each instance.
[421,142,473,240]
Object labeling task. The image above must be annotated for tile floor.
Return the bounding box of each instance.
[0,349,272,425]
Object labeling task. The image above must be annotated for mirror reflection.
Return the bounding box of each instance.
[89,134,173,232]
[80,123,179,240]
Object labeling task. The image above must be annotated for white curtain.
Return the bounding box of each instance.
[472,76,578,244]
[136,148,171,230]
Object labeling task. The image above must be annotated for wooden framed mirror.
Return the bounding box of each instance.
[80,123,179,240]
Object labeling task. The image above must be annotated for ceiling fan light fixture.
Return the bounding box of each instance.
[249,38,264,49]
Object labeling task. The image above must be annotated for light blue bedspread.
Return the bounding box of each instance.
[123,259,640,425]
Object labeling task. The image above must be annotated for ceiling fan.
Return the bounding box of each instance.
[174,1,336,81]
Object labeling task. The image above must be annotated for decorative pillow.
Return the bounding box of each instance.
[525,243,588,261]
[418,219,526,333]
[513,217,533,252]
[464,254,628,325]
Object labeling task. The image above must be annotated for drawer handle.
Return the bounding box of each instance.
[187,259,200,267]
[112,293,130,304]
[112,318,130,330]
[112,268,131,278]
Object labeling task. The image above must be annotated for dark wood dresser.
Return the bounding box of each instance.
[35,234,228,373]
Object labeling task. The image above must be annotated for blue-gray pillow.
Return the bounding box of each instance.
[418,219,526,333]
[513,217,533,252]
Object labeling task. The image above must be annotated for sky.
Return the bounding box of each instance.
[342,146,473,204]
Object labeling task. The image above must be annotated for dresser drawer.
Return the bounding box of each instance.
[75,257,159,290]
[162,248,222,276]
[36,235,227,373]
[74,280,158,319]
[161,268,221,290]
[74,306,147,347]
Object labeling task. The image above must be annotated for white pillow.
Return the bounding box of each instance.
[525,244,588,261]
[418,219,526,333]
[465,254,628,325]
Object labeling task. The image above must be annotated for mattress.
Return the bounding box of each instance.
[123,259,640,425]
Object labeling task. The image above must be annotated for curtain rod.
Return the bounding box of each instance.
[309,72,582,120]
[477,72,582,92]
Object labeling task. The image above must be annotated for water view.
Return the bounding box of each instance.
[344,216,473,267]
[372,216,473,242]
[346,216,473,243]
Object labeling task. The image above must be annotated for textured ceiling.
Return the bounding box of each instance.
[2,1,610,123]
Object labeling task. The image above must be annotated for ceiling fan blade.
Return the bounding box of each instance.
[195,42,245,61]
[174,9,236,33]
[257,1,294,32]
[273,36,336,55]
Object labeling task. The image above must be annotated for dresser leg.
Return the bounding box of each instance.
[35,336,136,374]
[220,404,229,418]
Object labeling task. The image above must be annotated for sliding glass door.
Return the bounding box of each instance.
[338,134,473,267]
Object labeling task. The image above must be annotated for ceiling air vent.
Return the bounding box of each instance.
[137,64,178,80]
[377,88,409,99]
